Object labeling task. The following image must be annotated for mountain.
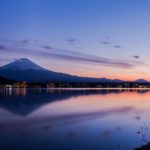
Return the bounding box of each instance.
[0,76,15,84]
[0,58,113,82]
[1,58,46,71]
[134,79,149,83]
[0,58,147,83]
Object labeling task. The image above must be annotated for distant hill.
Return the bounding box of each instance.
[134,79,149,83]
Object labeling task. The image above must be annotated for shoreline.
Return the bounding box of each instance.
[1,87,150,90]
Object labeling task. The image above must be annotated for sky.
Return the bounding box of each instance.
[0,0,150,80]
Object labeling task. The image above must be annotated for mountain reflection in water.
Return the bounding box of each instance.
[0,88,148,116]
[0,88,150,150]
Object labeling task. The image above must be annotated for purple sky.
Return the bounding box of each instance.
[0,0,150,80]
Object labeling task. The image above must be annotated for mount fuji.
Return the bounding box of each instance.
[1,58,46,71]
[0,58,113,82]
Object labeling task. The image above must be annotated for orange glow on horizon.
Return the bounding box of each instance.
[46,63,150,82]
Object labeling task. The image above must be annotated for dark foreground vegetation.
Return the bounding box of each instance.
[1,75,150,88]
[134,143,150,150]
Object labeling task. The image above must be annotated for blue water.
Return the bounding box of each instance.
[0,88,149,150]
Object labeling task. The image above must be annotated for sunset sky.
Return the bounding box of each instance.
[0,0,150,81]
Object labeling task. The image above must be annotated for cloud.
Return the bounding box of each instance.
[43,45,52,50]
[100,38,123,49]
[67,38,78,45]
[1,39,144,69]
[133,55,140,59]
[23,47,142,69]
[45,52,135,69]
[20,39,39,45]
[0,45,6,50]
[21,39,30,44]
[114,45,121,48]
[100,40,111,45]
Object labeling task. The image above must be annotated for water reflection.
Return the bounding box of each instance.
[0,88,149,116]
[0,88,150,150]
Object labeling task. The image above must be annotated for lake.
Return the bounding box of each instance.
[0,88,150,150]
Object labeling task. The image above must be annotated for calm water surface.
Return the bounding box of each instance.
[0,88,150,150]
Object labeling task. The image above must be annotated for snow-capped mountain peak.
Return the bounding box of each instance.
[1,58,46,71]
